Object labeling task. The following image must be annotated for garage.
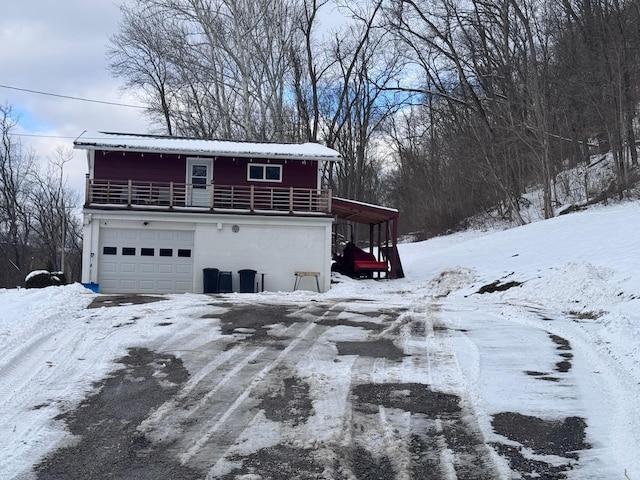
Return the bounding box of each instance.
[98,228,194,293]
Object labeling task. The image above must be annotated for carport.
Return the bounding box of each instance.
[331,197,404,279]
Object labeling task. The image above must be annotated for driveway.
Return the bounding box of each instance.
[32,293,590,479]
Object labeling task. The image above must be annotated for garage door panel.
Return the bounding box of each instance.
[121,230,139,241]
[140,230,158,241]
[176,264,193,275]
[120,279,137,290]
[98,227,194,294]
[175,280,193,291]
[102,230,120,242]
[157,231,175,241]
[175,231,194,242]
[157,280,175,290]
[101,279,118,290]
[157,264,174,274]
[138,280,155,291]
[120,263,137,274]
[139,264,156,274]
[101,261,118,274]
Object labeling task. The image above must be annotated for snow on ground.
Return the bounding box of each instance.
[1,200,639,478]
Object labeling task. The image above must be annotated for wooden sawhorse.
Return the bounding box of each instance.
[294,271,321,292]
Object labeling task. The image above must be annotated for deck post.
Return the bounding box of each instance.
[289,187,294,212]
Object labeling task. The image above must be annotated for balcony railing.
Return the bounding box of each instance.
[85,179,332,214]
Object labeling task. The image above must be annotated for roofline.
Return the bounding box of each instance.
[73,131,342,162]
[332,196,399,216]
[331,196,399,226]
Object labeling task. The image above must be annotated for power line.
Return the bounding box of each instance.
[0,83,146,109]
[14,133,78,139]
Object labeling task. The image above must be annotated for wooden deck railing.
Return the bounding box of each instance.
[85,179,332,214]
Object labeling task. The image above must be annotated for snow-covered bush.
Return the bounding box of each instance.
[24,270,67,289]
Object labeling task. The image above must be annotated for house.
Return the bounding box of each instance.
[74,131,342,294]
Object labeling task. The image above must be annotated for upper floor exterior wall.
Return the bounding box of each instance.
[93,151,320,189]
[74,131,340,215]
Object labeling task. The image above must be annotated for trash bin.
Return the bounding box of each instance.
[218,271,233,293]
[203,268,220,293]
[238,269,257,293]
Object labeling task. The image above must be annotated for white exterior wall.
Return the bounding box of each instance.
[81,209,333,293]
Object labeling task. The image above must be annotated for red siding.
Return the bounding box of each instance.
[94,151,186,182]
[94,151,319,188]
[214,157,317,188]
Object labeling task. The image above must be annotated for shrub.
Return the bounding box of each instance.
[24,270,67,289]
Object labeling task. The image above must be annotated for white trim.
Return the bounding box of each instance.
[186,158,213,206]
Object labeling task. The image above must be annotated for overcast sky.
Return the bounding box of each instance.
[1,1,347,199]
[1,1,149,196]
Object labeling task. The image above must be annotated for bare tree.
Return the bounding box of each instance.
[554,0,640,199]
[385,0,574,223]
[109,0,305,141]
[29,147,81,274]
[109,0,407,211]
[0,106,83,287]
[108,3,179,135]
[321,1,405,204]
[290,0,332,142]
[0,104,35,284]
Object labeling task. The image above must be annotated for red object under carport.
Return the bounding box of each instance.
[331,197,404,279]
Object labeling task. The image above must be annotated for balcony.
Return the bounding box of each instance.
[85,179,332,214]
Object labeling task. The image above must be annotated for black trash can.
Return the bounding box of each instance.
[218,271,233,293]
[238,269,257,293]
[203,268,220,293]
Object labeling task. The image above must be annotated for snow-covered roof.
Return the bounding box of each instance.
[73,131,342,162]
[332,196,399,225]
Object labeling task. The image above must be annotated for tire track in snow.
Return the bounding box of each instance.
[203,301,354,478]
[138,344,267,447]
[182,320,319,465]
[334,300,503,479]
[0,323,105,478]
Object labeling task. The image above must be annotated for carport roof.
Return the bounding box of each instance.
[331,197,399,225]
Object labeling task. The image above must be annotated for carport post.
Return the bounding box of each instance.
[369,223,374,255]
[390,217,398,279]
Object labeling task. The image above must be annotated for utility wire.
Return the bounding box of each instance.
[14,133,78,139]
[0,83,146,109]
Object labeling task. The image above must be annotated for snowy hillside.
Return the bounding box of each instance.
[1,200,639,478]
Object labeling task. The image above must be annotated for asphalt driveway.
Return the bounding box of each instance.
[33,294,589,479]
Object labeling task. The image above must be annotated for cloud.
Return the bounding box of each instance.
[1,1,150,199]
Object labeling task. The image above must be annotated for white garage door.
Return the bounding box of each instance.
[98,228,194,293]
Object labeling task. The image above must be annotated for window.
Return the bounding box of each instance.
[247,163,282,182]
[159,248,173,257]
[103,246,117,255]
[177,249,192,258]
[141,248,155,256]
[122,247,136,256]
[191,164,208,189]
